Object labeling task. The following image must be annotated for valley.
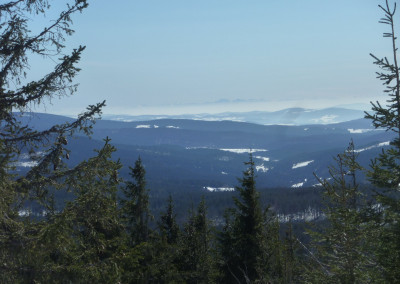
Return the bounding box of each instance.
[16,108,391,221]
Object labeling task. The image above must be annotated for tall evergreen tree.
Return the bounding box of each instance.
[218,154,282,283]
[27,139,126,283]
[178,197,216,283]
[158,194,180,245]
[118,157,156,283]
[282,220,302,284]
[150,195,182,283]
[306,142,378,283]
[121,156,152,246]
[0,1,107,282]
[365,1,400,281]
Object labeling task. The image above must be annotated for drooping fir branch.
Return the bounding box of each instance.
[0,0,49,15]
[1,46,87,111]
[0,1,25,12]
[15,137,120,207]
[1,101,105,146]
[0,1,88,89]
[0,1,97,152]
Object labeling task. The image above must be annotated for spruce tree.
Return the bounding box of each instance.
[365,1,400,281]
[121,156,152,246]
[119,157,156,282]
[178,197,216,283]
[282,220,302,284]
[158,194,180,245]
[306,142,378,283]
[151,195,182,282]
[28,139,125,283]
[0,1,108,282]
[218,154,282,283]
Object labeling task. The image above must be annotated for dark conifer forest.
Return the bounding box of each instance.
[1,0,400,283]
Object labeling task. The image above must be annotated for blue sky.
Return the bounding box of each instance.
[33,0,394,115]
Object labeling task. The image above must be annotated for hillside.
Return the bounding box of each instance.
[16,111,393,191]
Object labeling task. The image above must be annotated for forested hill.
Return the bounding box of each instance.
[16,112,394,190]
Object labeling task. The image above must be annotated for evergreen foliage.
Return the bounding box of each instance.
[151,195,182,282]
[306,142,379,283]
[282,221,303,283]
[121,156,152,246]
[119,157,157,283]
[0,1,107,282]
[365,1,400,281]
[218,154,283,283]
[158,194,180,245]
[178,197,216,283]
[30,139,125,283]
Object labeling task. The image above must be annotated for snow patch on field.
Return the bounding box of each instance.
[166,125,180,129]
[13,152,45,168]
[278,206,323,222]
[256,164,269,173]
[204,187,235,192]
[219,149,268,154]
[292,160,314,169]
[15,161,38,168]
[347,128,374,134]
[254,156,270,162]
[355,141,390,153]
[136,125,151,128]
[291,179,308,188]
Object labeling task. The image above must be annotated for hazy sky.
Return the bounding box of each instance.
[32,0,394,115]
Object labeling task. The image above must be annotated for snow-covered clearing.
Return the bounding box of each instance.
[355,141,390,153]
[14,161,38,168]
[136,125,151,128]
[219,149,268,154]
[347,128,376,134]
[255,164,269,173]
[204,187,235,192]
[291,179,308,188]
[292,160,314,169]
[254,156,270,162]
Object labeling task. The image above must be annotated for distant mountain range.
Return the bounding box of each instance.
[102,107,366,125]
[15,107,393,192]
